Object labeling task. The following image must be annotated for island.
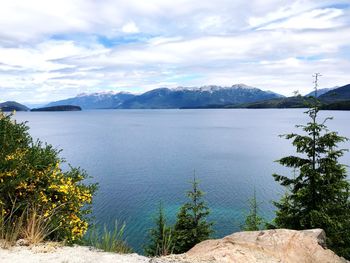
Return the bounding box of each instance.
[30,105,82,112]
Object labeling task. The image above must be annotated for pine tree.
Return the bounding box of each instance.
[144,202,174,256]
[173,172,213,254]
[273,74,350,258]
[242,188,264,231]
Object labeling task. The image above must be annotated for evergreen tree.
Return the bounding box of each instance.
[173,172,213,254]
[273,74,350,258]
[242,188,264,231]
[144,202,174,256]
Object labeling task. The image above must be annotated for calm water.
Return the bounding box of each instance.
[14,109,350,252]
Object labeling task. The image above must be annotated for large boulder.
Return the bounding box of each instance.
[166,229,348,263]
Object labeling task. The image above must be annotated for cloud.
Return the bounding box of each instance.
[121,22,140,34]
[258,8,345,30]
[0,0,349,103]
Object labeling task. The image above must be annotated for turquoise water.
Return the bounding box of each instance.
[14,109,350,252]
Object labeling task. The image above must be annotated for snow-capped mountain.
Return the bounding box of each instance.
[119,84,283,109]
[175,84,256,93]
[47,84,284,109]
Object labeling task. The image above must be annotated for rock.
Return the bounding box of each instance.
[165,229,348,263]
[1,229,348,263]
[15,239,30,247]
[300,229,327,248]
[31,242,61,253]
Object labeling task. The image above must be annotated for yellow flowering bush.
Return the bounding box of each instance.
[0,112,97,242]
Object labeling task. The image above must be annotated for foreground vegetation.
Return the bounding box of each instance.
[145,174,213,256]
[82,221,132,253]
[272,74,350,258]
[0,111,97,246]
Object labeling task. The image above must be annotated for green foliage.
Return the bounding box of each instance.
[82,221,132,253]
[0,112,97,243]
[242,189,264,231]
[272,76,350,259]
[173,173,213,254]
[144,202,174,256]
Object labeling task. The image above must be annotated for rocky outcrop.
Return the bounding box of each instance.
[165,229,348,263]
[0,229,348,263]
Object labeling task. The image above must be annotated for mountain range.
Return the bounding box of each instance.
[3,83,349,111]
[47,84,283,109]
[227,84,350,110]
[304,87,337,97]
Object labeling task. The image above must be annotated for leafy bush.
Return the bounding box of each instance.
[0,112,97,243]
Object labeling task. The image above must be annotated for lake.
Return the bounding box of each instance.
[14,109,350,252]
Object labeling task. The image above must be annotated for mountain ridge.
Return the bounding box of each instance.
[224,83,350,110]
[47,84,284,109]
[47,92,136,109]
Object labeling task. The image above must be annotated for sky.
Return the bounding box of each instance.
[0,0,350,104]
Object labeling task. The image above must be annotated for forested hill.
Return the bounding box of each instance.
[0,101,29,111]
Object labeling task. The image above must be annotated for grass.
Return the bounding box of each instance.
[21,205,61,244]
[82,220,133,254]
[156,227,174,256]
[1,199,133,254]
[0,201,24,248]
[0,201,62,248]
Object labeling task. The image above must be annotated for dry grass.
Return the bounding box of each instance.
[1,202,62,248]
[21,206,60,244]
[0,200,25,248]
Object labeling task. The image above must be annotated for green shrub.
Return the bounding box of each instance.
[0,112,97,243]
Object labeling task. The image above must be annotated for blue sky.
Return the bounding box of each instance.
[0,0,350,103]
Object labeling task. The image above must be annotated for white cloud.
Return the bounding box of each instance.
[0,0,349,103]
[121,22,140,34]
[259,8,344,30]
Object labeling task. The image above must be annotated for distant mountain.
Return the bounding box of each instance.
[118,84,283,109]
[224,83,350,110]
[318,84,350,103]
[47,92,135,109]
[46,85,283,109]
[31,105,82,112]
[305,87,337,97]
[0,101,29,111]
